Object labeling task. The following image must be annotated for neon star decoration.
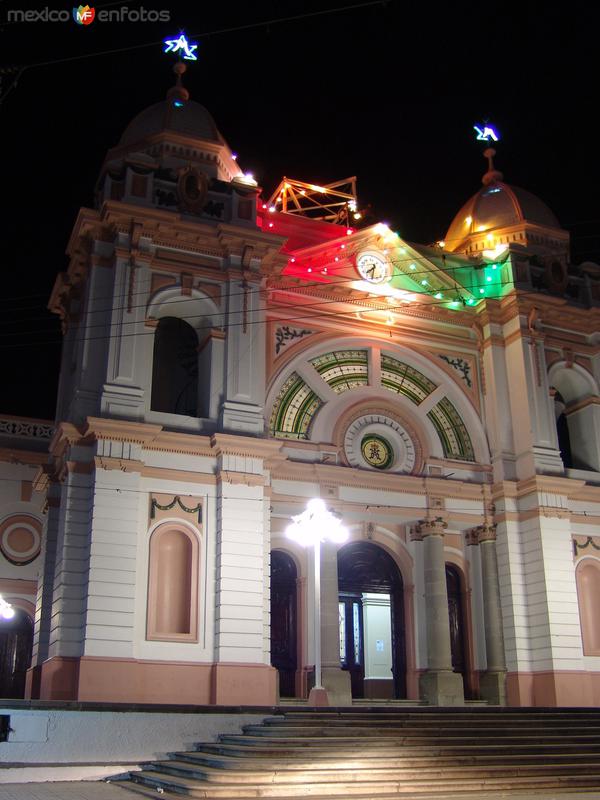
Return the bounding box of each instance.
[474,124,499,142]
[163,33,198,61]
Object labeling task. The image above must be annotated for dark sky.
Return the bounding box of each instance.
[1,1,598,420]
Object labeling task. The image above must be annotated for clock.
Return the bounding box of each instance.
[356,251,391,284]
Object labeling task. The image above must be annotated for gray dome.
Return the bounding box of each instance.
[120,99,222,146]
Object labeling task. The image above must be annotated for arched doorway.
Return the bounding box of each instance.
[270,550,298,697]
[0,608,33,698]
[338,542,406,699]
[445,564,470,697]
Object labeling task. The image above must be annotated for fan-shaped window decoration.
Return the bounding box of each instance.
[427,397,475,461]
[310,350,368,394]
[270,372,323,440]
[381,355,437,404]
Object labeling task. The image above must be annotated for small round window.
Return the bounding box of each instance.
[360,434,393,470]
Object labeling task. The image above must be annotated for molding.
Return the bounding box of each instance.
[0,578,37,595]
[0,448,48,467]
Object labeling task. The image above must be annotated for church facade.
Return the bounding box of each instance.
[1,73,600,708]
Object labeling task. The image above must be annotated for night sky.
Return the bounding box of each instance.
[1,1,598,420]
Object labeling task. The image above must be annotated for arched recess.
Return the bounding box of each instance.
[549,362,600,471]
[147,287,223,420]
[270,549,299,698]
[337,541,406,699]
[576,559,600,655]
[0,607,33,699]
[267,339,487,467]
[146,522,200,642]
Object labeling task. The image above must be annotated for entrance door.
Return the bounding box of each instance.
[339,593,364,698]
[446,565,467,690]
[270,550,298,697]
[0,609,33,699]
[338,542,406,698]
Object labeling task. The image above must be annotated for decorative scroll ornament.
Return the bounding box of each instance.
[438,355,472,388]
[275,326,312,355]
[151,496,202,523]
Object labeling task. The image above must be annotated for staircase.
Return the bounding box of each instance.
[118,707,600,798]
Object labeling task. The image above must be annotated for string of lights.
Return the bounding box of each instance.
[0,241,514,323]
[0,280,563,353]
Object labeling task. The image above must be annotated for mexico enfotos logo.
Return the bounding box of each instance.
[7,5,171,23]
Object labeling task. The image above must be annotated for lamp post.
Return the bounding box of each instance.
[285,498,348,702]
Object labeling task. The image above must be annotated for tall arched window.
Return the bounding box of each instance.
[576,560,600,655]
[151,317,199,417]
[147,523,199,642]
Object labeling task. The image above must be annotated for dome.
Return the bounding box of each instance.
[119,98,223,146]
[445,181,560,251]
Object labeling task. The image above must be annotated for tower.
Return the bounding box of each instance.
[29,62,285,703]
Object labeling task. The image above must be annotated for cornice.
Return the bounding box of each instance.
[84,417,163,446]
[272,460,486,501]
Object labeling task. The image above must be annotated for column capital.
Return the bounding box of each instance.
[477,523,497,543]
[465,528,480,546]
[416,517,448,538]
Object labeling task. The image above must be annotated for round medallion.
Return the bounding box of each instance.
[343,413,417,473]
[361,434,393,469]
[0,515,42,566]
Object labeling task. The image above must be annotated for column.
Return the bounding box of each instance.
[476,525,507,705]
[315,540,351,705]
[418,518,464,705]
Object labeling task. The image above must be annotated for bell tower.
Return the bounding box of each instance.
[31,46,285,703]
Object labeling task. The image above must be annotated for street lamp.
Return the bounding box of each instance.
[0,594,15,620]
[285,498,348,703]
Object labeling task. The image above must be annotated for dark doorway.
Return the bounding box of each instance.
[0,609,33,699]
[445,565,470,696]
[338,542,406,699]
[270,550,298,697]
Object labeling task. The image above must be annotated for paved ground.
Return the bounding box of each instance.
[2,785,600,800]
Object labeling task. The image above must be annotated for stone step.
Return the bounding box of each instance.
[173,749,600,772]
[258,718,600,731]
[130,770,600,798]
[149,759,600,784]
[237,726,600,740]
[197,740,600,759]
[262,711,600,719]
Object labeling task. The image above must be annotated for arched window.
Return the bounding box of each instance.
[151,317,199,417]
[553,390,573,468]
[146,523,199,642]
[576,560,600,655]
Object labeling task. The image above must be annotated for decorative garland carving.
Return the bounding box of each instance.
[150,495,202,523]
[573,536,600,556]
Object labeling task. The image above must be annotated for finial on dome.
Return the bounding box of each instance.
[167,61,189,105]
[482,147,503,186]
[163,33,198,107]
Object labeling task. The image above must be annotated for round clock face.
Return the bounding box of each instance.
[356,252,391,284]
